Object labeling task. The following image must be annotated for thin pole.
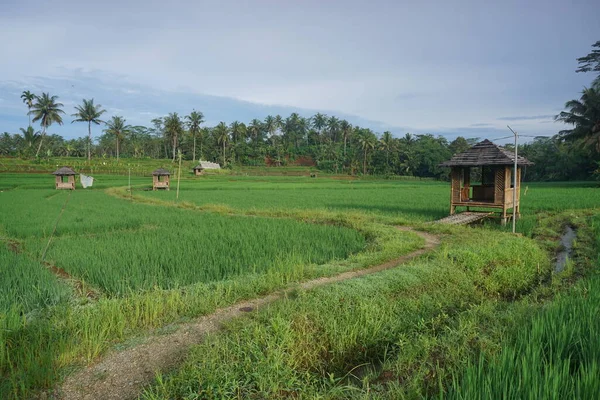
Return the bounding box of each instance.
[128,167,132,201]
[176,150,182,200]
[507,125,518,234]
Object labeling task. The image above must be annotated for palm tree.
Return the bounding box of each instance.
[312,113,327,144]
[327,116,340,142]
[185,110,204,162]
[19,126,40,156]
[248,119,263,152]
[104,116,131,162]
[29,92,65,157]
[357,131,377,175]
[379,131,395,170]
[340,120,352,157]
[214,122,229,165]
[555,87,600,151]
[163,113,184,161]
[264,115,276,138]
[21,91,36,127]
[71,99,107,162]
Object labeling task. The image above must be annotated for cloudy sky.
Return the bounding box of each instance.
[1,0,598,141]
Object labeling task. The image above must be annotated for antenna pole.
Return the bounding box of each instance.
[507,125,518,234]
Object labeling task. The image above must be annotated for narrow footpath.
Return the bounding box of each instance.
[57,227,440,400]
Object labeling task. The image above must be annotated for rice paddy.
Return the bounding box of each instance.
[0,171,598,399]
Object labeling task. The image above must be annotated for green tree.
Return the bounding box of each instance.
[340,120,352,157]
[379,131,396,170]
[312,113,327,144]
[357,131,377,175]
[576,40,600,88]
[185,110,204,162]
[164,113,184,161]
[71,99,107,162]
[20,90,36,127]
[214,122,229,165]
[103,116,131,162]
[555,87,600,152]
[29,92,65,157]
[19,126,40,157]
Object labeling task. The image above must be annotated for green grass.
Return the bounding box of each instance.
[443,215,600,400]
[0,172,598,399]
[142,229,552,399]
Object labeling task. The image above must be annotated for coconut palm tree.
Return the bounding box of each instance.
[357,131,377,175]
[340,120,352,157]
[312,113,327,144]
[19,126,40,156]
[185,110,204,162]
[71,99,107,162]
[264,115,276,138]
[379,131,395,170]
[163,113,184,161]
[555,87,600,151]
[248,119,263,153]
[21,91,36,126]
[29,92,65,157]
[327,116,340,142]
[104,116,131,162]
[214,122,229,165]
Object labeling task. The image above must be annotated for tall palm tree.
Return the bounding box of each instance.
[379,131,395,169]
[29,92,65,157]
[312,113,327,144]
[214,122,229,165]
[104,116,131,162]
[163,113,184,161]
[327,116,340,142]
[185,110,204,162]
[21,91,36,127]
[340,120,352,157]
[248,119,263,152]
[555,87,600,151]
[71,99,107,162]
[264,115,276,138]
[358,132,376,175]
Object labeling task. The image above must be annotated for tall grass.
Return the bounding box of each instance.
[443,215,600,399]
[142,230,551,399]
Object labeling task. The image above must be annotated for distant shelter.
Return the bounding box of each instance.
[52,166,77,190]
[192,161,221,176]
[439,139,533,224]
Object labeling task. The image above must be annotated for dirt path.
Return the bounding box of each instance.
[56,227,440,400]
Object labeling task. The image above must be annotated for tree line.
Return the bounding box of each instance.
[1,42,599,180]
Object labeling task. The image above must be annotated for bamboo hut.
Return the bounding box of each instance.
[152,168,171,190]
[52,166,76,190]
[439,139,533,224]
[192,161,221,176]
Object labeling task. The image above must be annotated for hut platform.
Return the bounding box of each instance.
[435,211,493,225]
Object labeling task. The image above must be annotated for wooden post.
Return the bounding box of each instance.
[176,150,182,200]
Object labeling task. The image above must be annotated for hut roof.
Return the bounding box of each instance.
[193,161,221,170]
[52,166,77,175]
[439,139,533,167]
[152,168,171,176]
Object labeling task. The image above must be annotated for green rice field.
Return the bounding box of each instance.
[0,171,598,399]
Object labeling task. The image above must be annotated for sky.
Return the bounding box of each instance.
[0,0,598,143]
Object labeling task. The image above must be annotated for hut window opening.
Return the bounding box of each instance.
[62,176,69,183]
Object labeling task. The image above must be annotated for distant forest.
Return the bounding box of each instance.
[2,42,599,181]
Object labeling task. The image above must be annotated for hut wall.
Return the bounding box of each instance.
[451,168,461,203]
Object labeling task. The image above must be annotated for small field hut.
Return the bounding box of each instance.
[152,168,171,190]
[52,167,76,190]
[192,161,221,176]
[439,139,533,224]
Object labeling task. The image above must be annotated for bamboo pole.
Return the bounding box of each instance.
[176,150,182,200]
[508,125,518,234]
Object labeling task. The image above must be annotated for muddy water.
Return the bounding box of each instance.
[555,226,576,272]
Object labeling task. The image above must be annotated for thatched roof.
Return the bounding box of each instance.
[439,139,533,167]
[52,166,77,175]
[152,168,171,176]
[193,161,221,170]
